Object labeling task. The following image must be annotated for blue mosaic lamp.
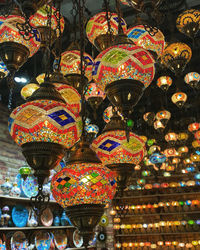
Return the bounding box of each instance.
[0,59,9,80]
[149,152,166,165]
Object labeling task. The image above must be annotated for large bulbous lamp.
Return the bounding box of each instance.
[8,82,82,187]
[161,43,192,76]
[0,7,41,74]
[92,112,146,193]
[51,139,117,247]
[29,4,65,49]
[59,48,93,94]
[92,44,155,118]
[86,12,127,51]
[127,25,165,59]
[176,9,200,38]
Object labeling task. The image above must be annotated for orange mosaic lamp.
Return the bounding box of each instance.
[176,9,200,38]
[156,110,171,126]
[157,76,172,91]
[171,92,187,108]
[20,83,40,100]
[86,12,127,51]
[184,72,200,89]
[29,4,65,48]
[127,25,165,58]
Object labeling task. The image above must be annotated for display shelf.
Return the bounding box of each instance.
[0,194,56,203]
[0,226,74,231]
[115,210,200,217]
[116,231,200,237]
[114,191,200,199]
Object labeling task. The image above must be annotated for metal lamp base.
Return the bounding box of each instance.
[94,34,115,52]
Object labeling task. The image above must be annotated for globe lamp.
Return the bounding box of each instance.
[184,72,200,89]
[171,92,187,108]
[157,76,172,91]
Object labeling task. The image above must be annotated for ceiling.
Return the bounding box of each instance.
[0,0,200,135]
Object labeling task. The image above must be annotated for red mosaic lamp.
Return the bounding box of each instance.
[8,82,82,187]
[157,76,172,91]
[0,6,41,74]
[86,11,127,51]
[51,139,117,247]
[92,112,146,193]
[126,25,165,59]
[92,44,155,118]
[29,4,65,48]
[156,110,171,126]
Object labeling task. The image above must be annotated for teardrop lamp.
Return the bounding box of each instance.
[51,139,117,247]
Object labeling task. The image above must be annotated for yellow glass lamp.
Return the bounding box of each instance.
[157,76,172,91]
[20,83,40,100]
[171,92,187,108]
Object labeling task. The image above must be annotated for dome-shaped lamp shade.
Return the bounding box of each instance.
[127,25,165,58]
[51,164,117,207]
[194,130,200,140]
[0,14,41,72]
[85,124,99,134]
[157,76,172,91]
[93,44,155,117]
[178,132,188,143]
[103,106,123,124]
[60,50,93,93]
[161,43,192,75]
[188,123,200,133]
[176,9,200,38]
[154,120,165,133]
[164,148,178,158]
[36,73,51,84]
[149,153,166,165]
[156,110,171,126]
[184,72,200,89]
[92,131,146,166]
[86,12,127,51]
[21,83,40,100]
[165,132,178,145]
[29,4,65,48]
[0,59,9,79]
[171,92,187,108]
[8,99,82,148]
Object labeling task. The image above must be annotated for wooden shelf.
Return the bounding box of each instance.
[116,231,200,237]
[0,226,74,231]
[115,210,200,217]
[0,195,56,203]
[114,191,200,200]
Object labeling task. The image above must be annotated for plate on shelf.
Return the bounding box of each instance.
[40,208,53,227]
[11,231,28,250]
[12,205,29,227]
[54,230,68,250]
[73,229,83,248]
[35,231,51,250]
[21,174,38,198]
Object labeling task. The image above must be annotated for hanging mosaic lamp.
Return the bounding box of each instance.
[20,83,40,100]
[51,139,117,247]
[165,132,178,146]
[176,9,200,38]
[19,165,32,180]
[156,110,171,126]
[119,0,161,12]
[0,59,9,80]
[192,140,200,152]
[103,106,123,124]
[126,25,165,59]
[178,132,189,144]
[184,72,200,89]
[85,82,106,119]
[86,12,127,51]
[85,124,99,142]
[93,44,155,118]
[154,120,165,133]
[164,148,178,158]
[29,4,65,48]
[143,112,155,126]
[188,122,200,133]
[149,152,166,166]
[19,0,50,17]
[161,43,192,76]
[157,76,172,91]
[0,7,41,74]
[92,112,146,193]
[8,81,82,186]
[178,146,188,157]
[194,130,200,140]
[171,92,187,108]
[59,47,93,94]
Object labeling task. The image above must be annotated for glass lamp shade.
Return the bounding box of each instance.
[165,132,178,145]
[8,99,82,148]
[171,92,187,108]
[19,165,32,177]
[164,148,178,158]
[20,83,40,100]
[176,9,200,38]
[103,106,123,124]
[154,120,165,133]
[92,131,146,166]
[156,110,171,126]
[143,112,155,126]
[127,25,165,58]
[0,59,9,79]
[85,124,99,135]
[51,163,117,207]
[195,130,200,140]
[86,12,127,51]
[93,44,155,116]
[60,50,93,93]
[85,82,106,101]
[178,146,188,156]
[188,122,200,133]
[157,76,172,91]
[29,4,65,47]
[192,140,200,148]
[0,14,41,71]
[149,152,166,164]
[161,43,192,75]
[178,132,189,142]
[36,73,51,84]
[184,72,200,89]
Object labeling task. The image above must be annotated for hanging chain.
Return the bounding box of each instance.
[104,0,112,36]
[115,0,123,34]
[70,0,79,42]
